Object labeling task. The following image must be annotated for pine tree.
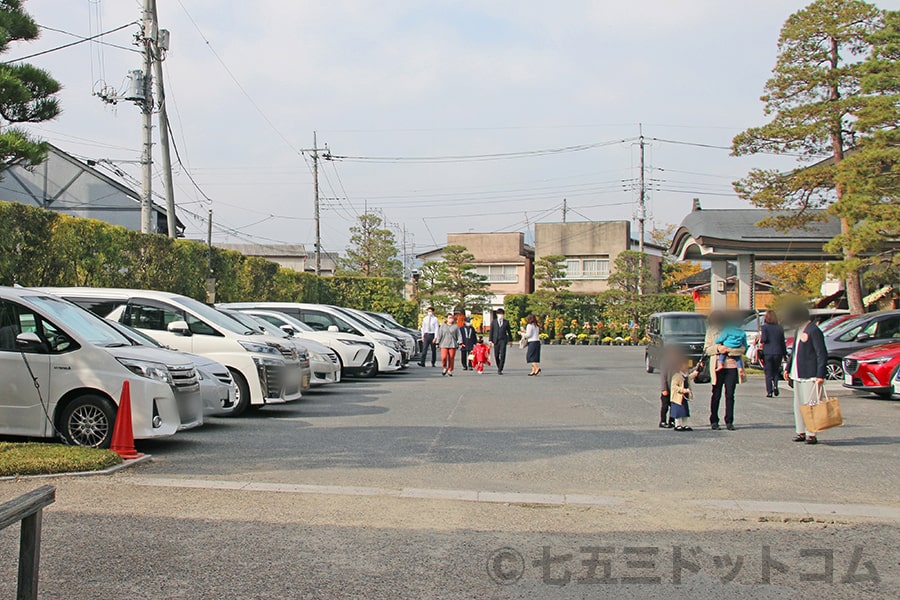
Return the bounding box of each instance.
[534,254,570,293]
[338,213,403,279]
[432,245,489,313]
[0,0,61,166]
[732,0,882,314]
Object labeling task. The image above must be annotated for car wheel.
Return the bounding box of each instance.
[59,395,116,448]
[645,353,654,373]
[335,353,345,378]
[227,368,251,417]
[825,360,844,381]
[362,358,379,378]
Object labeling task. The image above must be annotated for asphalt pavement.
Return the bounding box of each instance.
[1,346,897,598]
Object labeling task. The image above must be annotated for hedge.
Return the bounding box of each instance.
[0,201,417,326]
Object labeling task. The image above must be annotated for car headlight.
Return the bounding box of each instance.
[859,357,890,365]
[117,357,173,384]
[309,351,326,362]
[239,340,280,355]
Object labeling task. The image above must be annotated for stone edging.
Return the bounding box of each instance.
[0,454,152,482]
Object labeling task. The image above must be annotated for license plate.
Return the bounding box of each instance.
[688,360,694,367]
[844,373,853,386]
[302,374,311,389]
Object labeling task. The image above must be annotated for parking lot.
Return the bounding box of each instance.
[2,346,898,599]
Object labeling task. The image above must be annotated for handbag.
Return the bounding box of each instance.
[518,336,528,349]
[799,382,843,433]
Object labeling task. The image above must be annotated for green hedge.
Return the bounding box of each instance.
[0,201,416,325]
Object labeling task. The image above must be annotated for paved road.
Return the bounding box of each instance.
[2,346,897,598]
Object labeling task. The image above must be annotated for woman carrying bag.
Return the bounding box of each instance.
[522,314,542,376]
[783,306,828,445]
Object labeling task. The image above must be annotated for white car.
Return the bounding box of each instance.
[228,308,375,378]
[892,365,900,400]
[338,306,416,363]
[39,288,304,416]
[240,313,341,386]
[0,287,200,447]
[218,302,403,377]
[105,319,238,417]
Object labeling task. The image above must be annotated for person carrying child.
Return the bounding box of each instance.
[715,321,748,381]
[670,353,699,431]
[471,336,491,374]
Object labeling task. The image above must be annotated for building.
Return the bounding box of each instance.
[0,144,182,236]
[416,232,534,310]
[214,243,338,275]
[534,221,664,294]
[677,264,776,313]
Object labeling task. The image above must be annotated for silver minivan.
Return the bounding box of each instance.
[0,287,200,447]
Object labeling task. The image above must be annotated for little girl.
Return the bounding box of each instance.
[471,337,491,374]
[670,355,698,431]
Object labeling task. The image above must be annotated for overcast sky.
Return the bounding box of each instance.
[12,0,900,260]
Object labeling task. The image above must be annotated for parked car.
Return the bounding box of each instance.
[229,310,340,386]
[219,308,313,390]
[40,288,304,415]
[362,310,423,361]
[218,302,403,377]
[336,306,415,365]
[105,319,238,417]
[820,310,900,380]
[228,308,375,378]
[645,312,708,375]
[0,287,200,447]
[842,342,900,398]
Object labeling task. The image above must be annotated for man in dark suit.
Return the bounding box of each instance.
[459,317,476,370]
[489,308,512,374]
[783,306,828,445]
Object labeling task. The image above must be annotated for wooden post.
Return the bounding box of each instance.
[0,485,56,600]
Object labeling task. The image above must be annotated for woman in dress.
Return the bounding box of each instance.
[523,314,542,376]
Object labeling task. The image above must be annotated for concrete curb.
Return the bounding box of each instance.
[0,454,152,482]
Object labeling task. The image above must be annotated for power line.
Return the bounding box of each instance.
[2,21,137,64]
[39,23,140,54]
[327,138,636,163]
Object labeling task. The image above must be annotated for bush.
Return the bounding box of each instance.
[0,442,122,476]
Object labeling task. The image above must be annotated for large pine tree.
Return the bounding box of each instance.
[732,0,883,314]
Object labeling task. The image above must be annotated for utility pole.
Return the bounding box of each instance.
[300,132,328,275]
[206,208,215,303]
[637,123,647,295]
[149,0,176,238]
[562,198,567,223]
[140,0,154,234]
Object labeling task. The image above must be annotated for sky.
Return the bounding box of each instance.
[10,0,900,264]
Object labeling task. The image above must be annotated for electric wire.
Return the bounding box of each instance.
[2,21,138,64]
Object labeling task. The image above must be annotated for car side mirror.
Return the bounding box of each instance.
[855,333,872,342]
[327,325,339,333]
[15,331,44,351]
[167,320,192,336]
[280,325,296,337]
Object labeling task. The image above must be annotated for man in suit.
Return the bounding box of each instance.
[459,317,476,371]
[489,308,512,374]
[783,306,828,445]
[419,307,439,367]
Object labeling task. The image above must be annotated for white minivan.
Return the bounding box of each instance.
[218,302,403,377]
[40,288,304,415]
[0,287,199,447]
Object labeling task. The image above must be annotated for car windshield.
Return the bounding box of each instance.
[248,315,290,339]
[176,296,251,335]
[218,309,265,335]
[661,317,707,336]
[106,319,163,347]
[261,312,315,333]
[27,295,134,347]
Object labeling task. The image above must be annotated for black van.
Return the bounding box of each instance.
[645,312,708,375]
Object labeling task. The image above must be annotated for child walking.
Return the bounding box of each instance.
[471,337,491,374]
[670,355,698,431]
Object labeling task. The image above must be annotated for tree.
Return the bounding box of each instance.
[534,254,570,293]
[650,225,703,293]
[732,0,883,314]
[431,245,489,313]
[607,250,655,295]
[0,0,61,167]
[760,262,827,298]
[338,213,403,279]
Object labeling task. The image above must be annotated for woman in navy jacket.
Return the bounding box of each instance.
[760,311,787,397]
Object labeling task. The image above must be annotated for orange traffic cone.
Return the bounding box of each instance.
[110,380,144,460]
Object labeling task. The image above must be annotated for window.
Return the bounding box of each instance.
[562,257,610,280]
[475,265,518,283]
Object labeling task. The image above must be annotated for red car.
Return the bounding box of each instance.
[843,342,900,398]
